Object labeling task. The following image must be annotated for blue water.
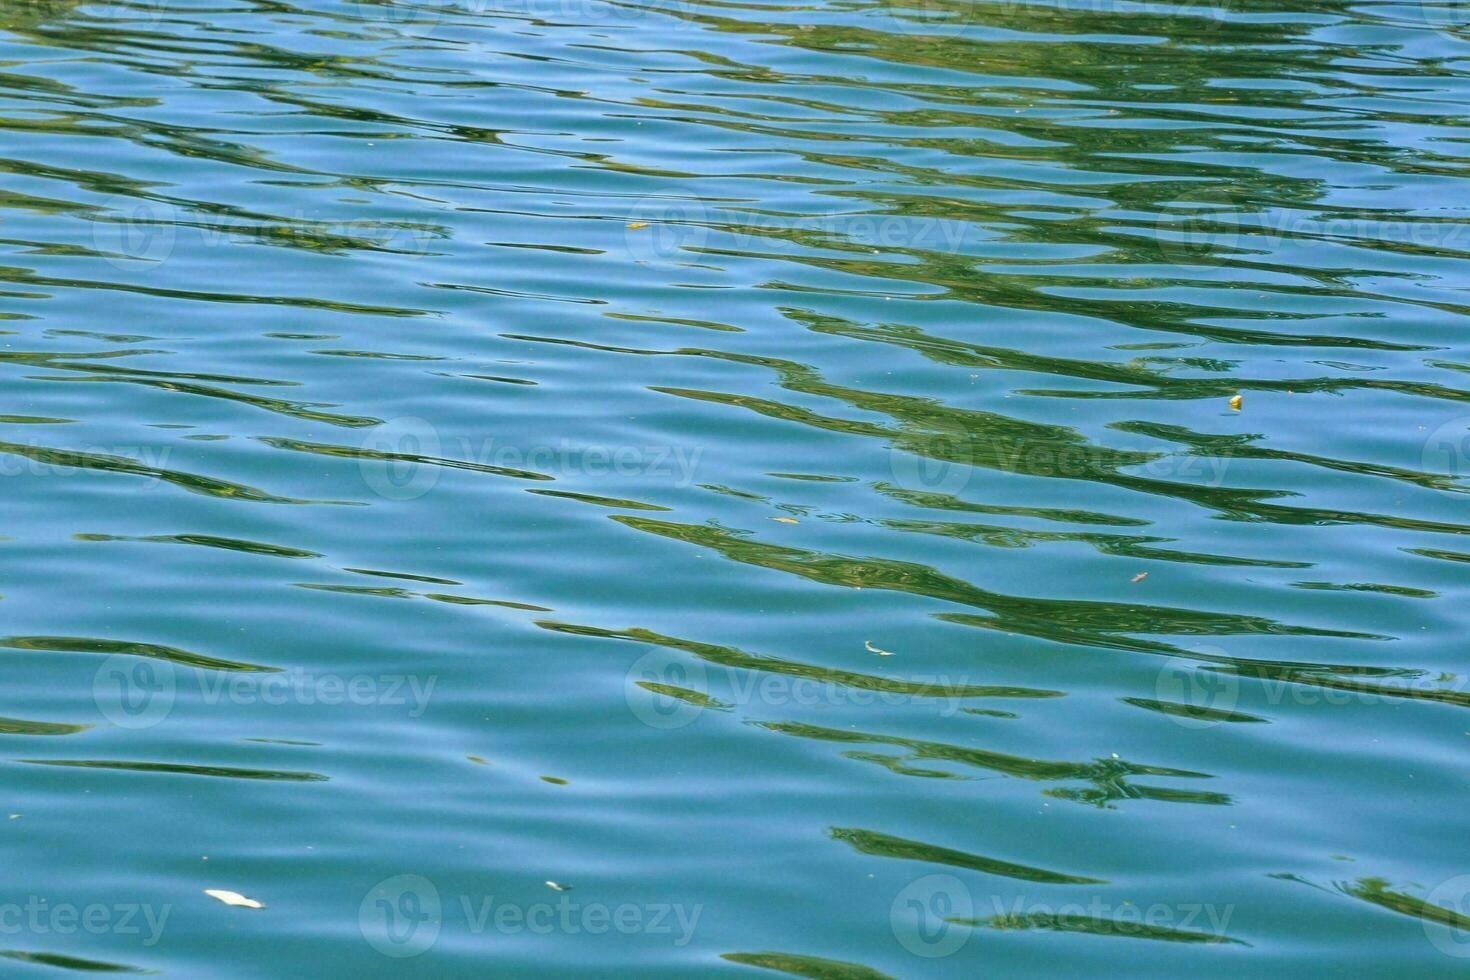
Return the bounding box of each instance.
[0,0,1468,975]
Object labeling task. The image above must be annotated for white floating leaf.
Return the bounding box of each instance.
[205,889,265,909]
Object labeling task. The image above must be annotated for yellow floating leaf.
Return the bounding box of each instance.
[626,221,649,230]
[771,517,798,524]
[1228,394,1242,411]
[204,889,265,909]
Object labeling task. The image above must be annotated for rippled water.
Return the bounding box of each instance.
[1,0,1468,975]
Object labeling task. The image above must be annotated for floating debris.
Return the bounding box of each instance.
[1131,572,1148,583]
[771,517,798,524]
[545,881,570,892]
[204,889,264,909]
[864,640,894,657]
[626,221,649,230]
[1229,394,1243,411]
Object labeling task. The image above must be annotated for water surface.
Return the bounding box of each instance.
[0,0,1468,975]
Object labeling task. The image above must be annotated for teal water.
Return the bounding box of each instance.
[0,0,1468,975]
